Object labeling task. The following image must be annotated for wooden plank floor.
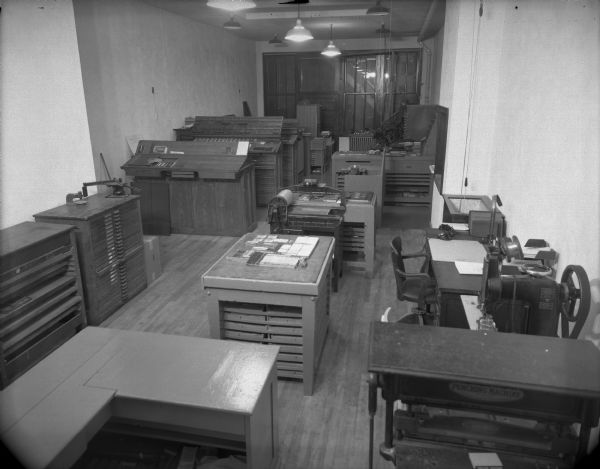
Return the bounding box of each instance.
[101,205,431,469]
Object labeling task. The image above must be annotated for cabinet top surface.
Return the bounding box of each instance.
[202,233,334,295]
[0,221,73,257]
[0,327,279,469]
[33,194,140,221]
[1,327,279,425]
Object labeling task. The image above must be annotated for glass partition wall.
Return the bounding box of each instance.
[263,49,421,136]
[342,51,420,134]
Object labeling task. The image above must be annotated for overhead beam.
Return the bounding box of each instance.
[245,9,369,20]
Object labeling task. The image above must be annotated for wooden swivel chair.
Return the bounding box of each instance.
[390,236,437,325]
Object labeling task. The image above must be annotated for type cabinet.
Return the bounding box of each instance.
[342,194,376,276]
[0,221,86,389]
[34,195,146,325]
[202,234,334,396]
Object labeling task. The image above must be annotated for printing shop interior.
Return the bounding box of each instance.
[1,1,600,468]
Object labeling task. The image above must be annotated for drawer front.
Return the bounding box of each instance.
[0,229,84,387]
[0,252,83,357]
[91,203,143,271]
[220,302,305,380]
[251,153,276,167]
[92,246,146,325]
[386,158,431,173]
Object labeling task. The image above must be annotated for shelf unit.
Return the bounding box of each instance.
[383,104,448,207]
[308,136,333,184]
[281,119,305,187]
[0,221,86,389]
[341,194,376,275]
[296,104,321,137]
[332,151,385,227]
[34,194,147,326]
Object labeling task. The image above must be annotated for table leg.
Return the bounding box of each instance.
[302,296,317,396]
[206,292,222,339]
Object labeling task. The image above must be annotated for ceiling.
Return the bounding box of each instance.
[141,0,444,43]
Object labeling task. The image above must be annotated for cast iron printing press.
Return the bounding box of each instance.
[267,180,346,291]
[368,197,598,469]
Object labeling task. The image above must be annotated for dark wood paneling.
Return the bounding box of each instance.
[298,56,338,93]
[169,168,256,235]
[135,179,171,236]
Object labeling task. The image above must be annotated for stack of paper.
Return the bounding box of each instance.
[259,254,299,268]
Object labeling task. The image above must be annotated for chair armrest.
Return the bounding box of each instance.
[396,269,433,281]
[401,250,429,260]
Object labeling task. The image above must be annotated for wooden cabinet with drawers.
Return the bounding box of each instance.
[0,221,86,388]
[384,155,433,206]
[34,194,147,325]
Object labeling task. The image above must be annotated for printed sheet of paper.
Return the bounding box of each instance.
[460,295,482,330]
[428,239,487,263]
[455,261,483,275]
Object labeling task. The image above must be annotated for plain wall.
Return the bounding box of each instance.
[437,0,600,341]
[0,0,96,229]
[73,0,258,180]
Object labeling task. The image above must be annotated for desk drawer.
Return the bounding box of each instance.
[386,158,431,173]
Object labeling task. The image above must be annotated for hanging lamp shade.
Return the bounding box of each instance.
[321,24,341,57]
[321,41,341,57]
[366,1,390,16]
[268,34,283,44]
[285,18,313,42]
[268,34,287,47]
[375,23,390,35]
[207,0,256,12]
[223,16,242,30]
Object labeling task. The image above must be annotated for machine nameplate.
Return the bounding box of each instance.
[538,287,556,310]
[449,382,524,403]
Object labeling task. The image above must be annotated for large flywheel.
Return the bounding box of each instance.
[559,265,591,339]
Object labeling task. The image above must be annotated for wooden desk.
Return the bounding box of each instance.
[368,321,600,466]
[427,236,487,328]
[0,327,279,469]
[202,233,334,396]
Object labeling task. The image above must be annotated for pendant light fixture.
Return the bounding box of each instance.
[366,0,390,16]
[321,24,341,57]
[223,16,242,30]
[268,34,287,47]
[285,4,313,42]
[269,34,283,45]
[207,0,256,12]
